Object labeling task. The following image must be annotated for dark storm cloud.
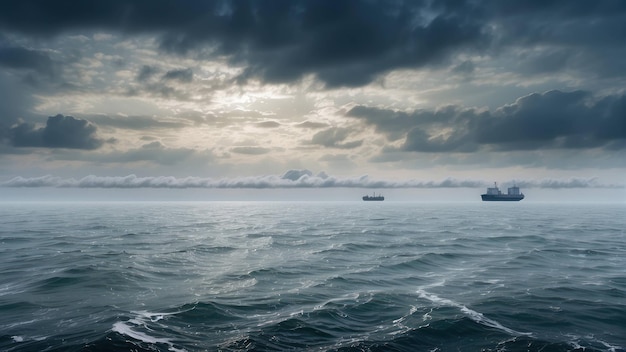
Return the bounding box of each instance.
[230,0,487,87]
[9,114,103,149]
[1,0,624,87]
[0,46,55,76]
[0,1,490,87]
[487,1,626,79]
[348,90,626,152]
[479,91,626,150]
[489,1,626,47]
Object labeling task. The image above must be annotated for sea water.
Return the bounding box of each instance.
[0,201,624,351]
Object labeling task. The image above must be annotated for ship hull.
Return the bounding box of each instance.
[362,197,384,201]
[481,194,524,201]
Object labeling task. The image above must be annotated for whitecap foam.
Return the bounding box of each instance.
[112,321,171,345]
[565,333,624,352]
[314,292,361,310]
[112,310,188,352]
[598,339,623,352]
[390,304,419,336]
[416,288,532,337]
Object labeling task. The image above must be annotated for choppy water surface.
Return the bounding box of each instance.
[1,202,625,351]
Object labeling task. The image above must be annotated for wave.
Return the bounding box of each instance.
[2,292,620,352]
[2,203,625,352]
[112,320,185,352]
[416,288,531,337]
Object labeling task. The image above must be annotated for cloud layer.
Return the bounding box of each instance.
[348,90,626,152]
[0,1,625,186]
[1,0,625,88]
[1,170,618,189]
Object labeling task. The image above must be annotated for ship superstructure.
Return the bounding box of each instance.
[363,193,384,201]
[481,183,524,201]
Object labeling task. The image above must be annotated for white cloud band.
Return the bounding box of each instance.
[0,170,620,189]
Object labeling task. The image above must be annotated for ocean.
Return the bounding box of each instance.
[0,201,624,351]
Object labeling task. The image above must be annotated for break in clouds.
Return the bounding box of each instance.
[1,169,617,189]
[3,90,624,157]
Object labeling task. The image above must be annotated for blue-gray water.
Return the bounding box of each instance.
[1,202,624,351]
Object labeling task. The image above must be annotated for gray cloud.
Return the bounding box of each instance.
[309,127,363,149]
[1,170,620,189]
[256,121,280,128]
[1,1,625,180]
[136,65,158,82]
[348,90,626,152]
[404,126,477,153]
[3,1,622,88]
[489,1,626,47]
[228,1,487,87]
[478,91,625,150]
[451,60,475,76]
[9,114,103,149]
[162,68,193,83]
[0,46,55,77]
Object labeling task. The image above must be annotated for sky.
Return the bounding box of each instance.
[0,0,625,201]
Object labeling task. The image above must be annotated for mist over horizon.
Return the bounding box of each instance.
[1,169,622,190]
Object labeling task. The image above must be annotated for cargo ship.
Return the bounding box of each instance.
[481,183,524,201]
[363,193,384,201]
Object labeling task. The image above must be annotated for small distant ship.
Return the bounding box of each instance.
[363,193,384,201]
[481,183,524,201]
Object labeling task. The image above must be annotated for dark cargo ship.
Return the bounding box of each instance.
[481,183,524,201]
[363,193,384,201]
